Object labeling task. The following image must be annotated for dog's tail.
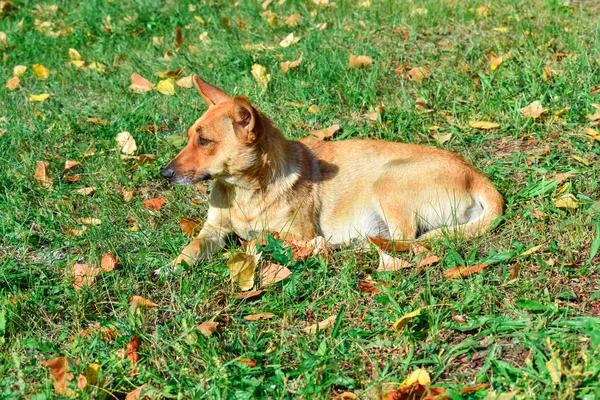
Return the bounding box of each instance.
[419,176,504,240]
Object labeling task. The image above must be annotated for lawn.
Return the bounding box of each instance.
[1,0,600,398]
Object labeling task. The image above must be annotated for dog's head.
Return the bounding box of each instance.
[160,76,265,185]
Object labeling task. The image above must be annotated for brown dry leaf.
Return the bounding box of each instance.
[236,358,257,367]
[115,131,137,155]
[333,392,359,400]
[232,290,264,300]
[34,160,52,188]
[129,73,154,93]
[125,385,150,400]
[588,104,600,121]
[180,217,203,237]
[304,314,337,333]
[468,120,500,130]
[407,67,430,82]
[197,321,219,337]
[384,368,449,400]
[244,313,276,321]
[251,64,270,89]
[358,278,388,295]
[461,383,491,395]
[79,324,118,341]
[74,186,96,196]
[122,189,135,202]
[33,63,50,79]
[309,124,340,140]
[368,236,412,252]
[281,53,303,74]
[410,243,440,268]
[64,160,80,172]
[41,357,87,396]
[260,263,292,287]
[591,86,600,95]
[71,263,100,289]
[77,217,101,226]
[142,197,166,211]
[553,194,578,209]
[430,129,452,145]
[228,252,261,291]
[129,296,158,308]
[348,54,372,69]
[66,175,81,183]
[176,75,193,88]
[520,100,548,119]
[279,235,328,261]
[101,252,118,272]
[444,263,490,279]
[67,227,87,236]
[548,173,576,182]
[6,76,19,90]
[126,335,139,377]
[377,246,413,272]
[86,117,107,125]
[489,54,503,71]
[285,13,302,27]
[415,98,433,112]
[280,32,301,48]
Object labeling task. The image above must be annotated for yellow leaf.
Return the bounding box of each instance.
[279,32,300,48]
[392,308,421,330]
[68,48,82,60]
[553,194,578,209]
[29,93,50,102]
[571,155,590,166]
[33,64,50,79]
[490,54,503,71]
[251,64,270,89]
[520,243,546,256]
[546,357,562,385]
[307,104,320,114]
[194,15,205,24]
[468,120,500,130]
[85,364,99,386]
[68,60,85,69]
[6,76,19,90]
[583,128,600,141]
[227,252,261,291]
[14,65,27,76]
[115,131,137,155]
[157,79,175,95]
[400,368,431,387]
[88,62,105,74]
[77,217,101,226]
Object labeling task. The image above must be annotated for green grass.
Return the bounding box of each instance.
[1,0,600,398]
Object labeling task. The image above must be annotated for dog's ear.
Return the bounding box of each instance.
[193,75,231,107]
[233,96,263,144]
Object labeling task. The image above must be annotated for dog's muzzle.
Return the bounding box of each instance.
[160,164,176,181]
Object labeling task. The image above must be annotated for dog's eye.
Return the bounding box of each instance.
[197,136,212,146]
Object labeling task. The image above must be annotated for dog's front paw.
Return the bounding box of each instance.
[152,257,190,280]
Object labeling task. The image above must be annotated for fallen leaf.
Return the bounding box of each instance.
[34,160,52,188]
[309,124,340,140]
[348,53,372,68]
[392,308,421,330]
[157,79,175,95]
[592,86,600,95]
[41,357,87,396]
[179,217,202,237]
[33,63,50,79]
[520,100,548,119]
[65,175,81,183]
[430,130,452,144]
[444,263,490,278]
[588,104,600,121]
[228,252,261,291]
[489,54,503,70]
[571,155,590,166]
[64,160,80,172]
[260,263,292,287]
[377,246,413,272]
[129,296,158,308]
[358,278,388,295]
[129,73,154,93]
[407,67,430,82]
[232,290,264,300]
[29,93,50,102]
[126,336,139,377]
[262,0,272,8]
[236,358,257,367]
[79,324,118,341]
[415,98,433,112]
[122,190,135,202]
[175,26,183,50]
[88,62,105,74]
[548,173,576,182]
[584,128,600,141]
[308,104,320,113]
[14,65,27,76]
[67,227,87,236]
[285,13,302,27]
[281,53,303,74]
[197,321,219,337]
[75,186,96,196]
[6,76,19,90]
[368,236,412,252]
[468,120,500,130]
[244,313,276,321]
[115,131,137,155]
[71,263,100,289]
[333,392,359,400]
[176,75,193,88]
[251,64,270,89]
[553,194,578,209]
[142,197,166,211]
[520,243,547,256]
[554,106,571,116]
[304,314,337,333]
[77,217,101,226]
[125,385,149,400]
[280,32,301,47]
[461,383,490,395]
[546,356,562,385]
[410,243,440,268]
[101,252,118,272]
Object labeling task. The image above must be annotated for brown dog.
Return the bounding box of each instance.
[159,76,503,271]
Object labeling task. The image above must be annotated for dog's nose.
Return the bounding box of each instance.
[160,165,176,180]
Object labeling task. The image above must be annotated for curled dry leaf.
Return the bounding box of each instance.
[129,296,158,308]
[244,313,276,321]
[74,187,95,196]
[35,160,52,188]
[228,252,261,291]
[260,263,292,287]
[180,217,203,237]
[520,100,547,119]
[236,358,257,367]
[304,314,337,334]
[461,383,491,395]
[77,217,101,226]
[67,226,87,236]
[333,392,359,400]
[444,263,490,279]
[41,357,87,396]
[309,124,340,140]
[79,324,118,341]
[377,246,413,272]
[115,131,137,155]
[280,32,301,48]
[197,321,219,337]
[29,93,50,102]
[584,128,600,141]
[86,117,107,125]
[407,67,430,82]
[368,236,412,252]
[33,63,50,79]
[281,53,303,74]
[126,335,139,377]
[129,73,154,93]
[251,64,270,89]
[430,129,452,145]
[348,53,372,68]
[64,160,80,172]
[6,76,19,90]
[358,278,388,295]
[489,54,503,70]
[410,243,440,268]
[71,263,100,289]
[468,120,500,130]
[157,79,175,95]
[548,173,576,182]
[122,189,135,202]
[415,97,433,112]
[176,75,193,88]
[392,308,421,330]
[232,290,264,300]
[101,252,118,272]
[142,197,166,211]
[282,235,328,260]
[125,385,149,400]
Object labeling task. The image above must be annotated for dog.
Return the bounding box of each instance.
[159,76,503,271]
